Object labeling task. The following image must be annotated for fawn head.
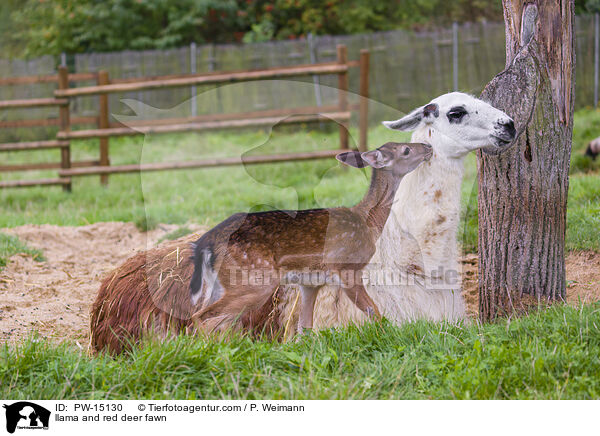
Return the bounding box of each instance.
[336,142,432,177]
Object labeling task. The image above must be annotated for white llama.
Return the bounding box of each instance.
[278,92,516,328]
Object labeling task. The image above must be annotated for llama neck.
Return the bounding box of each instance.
[379,130,467,276]
[353,168,401,235]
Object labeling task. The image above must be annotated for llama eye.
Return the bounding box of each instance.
[403,148,410,156]
[447,107,467,123]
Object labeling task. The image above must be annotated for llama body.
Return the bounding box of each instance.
[189,142,432,333]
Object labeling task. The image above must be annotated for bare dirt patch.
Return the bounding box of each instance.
[460,251,600,316]
[1,222,599,347]
[0,222,202,346]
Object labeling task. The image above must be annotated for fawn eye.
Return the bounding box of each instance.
[447,106,467,123]
[403,148,410,156]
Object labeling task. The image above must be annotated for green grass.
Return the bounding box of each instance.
[158,226,195,243]
[0,232,44,270]
[1,116,599,401]
[571,108,600,174]
[1,304,599,399]
[566,174,600,251]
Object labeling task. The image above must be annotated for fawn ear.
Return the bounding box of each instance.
[360,150,389,168]
[336,151,368,168]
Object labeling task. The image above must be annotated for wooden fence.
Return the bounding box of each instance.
[0,71,102,190]
[0,44,369,190]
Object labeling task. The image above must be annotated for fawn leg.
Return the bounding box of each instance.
[341,282,381,319]
[297,285,321,333]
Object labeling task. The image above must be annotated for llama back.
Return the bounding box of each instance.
[90,234,199,353]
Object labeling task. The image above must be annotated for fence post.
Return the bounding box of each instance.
[336,44,349,150]
[57,66,72,192]
[98,70,110,186]
[190,42,197,117]
[208,44,223,114]
[452,22,459,91]
[358,49,370,153]
[595,13,599,108]
[307,33,322,107]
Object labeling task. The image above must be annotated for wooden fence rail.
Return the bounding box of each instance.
[0,72,97,86]
[54,62,349,97]
[1,44,369,190]
[0,70,99,191]
[56,112,351,140]
[58,150,344,177]
[0,98,68,109]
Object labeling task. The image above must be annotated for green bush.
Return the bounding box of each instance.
[7,0,600,57]
[9,0,506,57]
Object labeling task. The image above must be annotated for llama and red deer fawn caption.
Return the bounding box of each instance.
[188,142,432,335]
[90,92,516,354]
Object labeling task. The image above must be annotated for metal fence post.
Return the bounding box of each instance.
[336,45,349,150]
[307,33,322,107]
[358,49,370,153]
[208,44,223,113]
[595,13,599,108]
[190,42,197,117]
[452,22,459,91]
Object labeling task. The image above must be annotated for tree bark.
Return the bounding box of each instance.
[477,0,574,321]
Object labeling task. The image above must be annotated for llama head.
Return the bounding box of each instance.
[383,92,516,159]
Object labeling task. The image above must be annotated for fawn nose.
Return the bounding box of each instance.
[422,143,433,159]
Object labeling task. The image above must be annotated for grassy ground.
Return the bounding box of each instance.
[1,112,599,400]
[1,110,599,253]
[1,304,599,399]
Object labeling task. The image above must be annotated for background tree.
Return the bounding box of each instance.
[477,0,575,320]
[4,0,598,58]
[5,0,506,57]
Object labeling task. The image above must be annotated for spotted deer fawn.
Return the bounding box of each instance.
[189,142,433,334]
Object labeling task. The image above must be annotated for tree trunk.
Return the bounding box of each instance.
[477,0,574,321]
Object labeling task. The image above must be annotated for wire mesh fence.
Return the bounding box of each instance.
[0,16,597,143]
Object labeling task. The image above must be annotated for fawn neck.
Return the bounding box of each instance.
[353,168,402,234]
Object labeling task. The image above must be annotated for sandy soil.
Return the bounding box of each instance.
[0,222,193,346]
[1,222,599,347]
[461,251,600,317]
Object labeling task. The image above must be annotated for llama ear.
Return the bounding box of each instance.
[336,151,368,168]
[383,107,424,131]
[360,150,389,168]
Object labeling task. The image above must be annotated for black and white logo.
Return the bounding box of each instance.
[2,402,50,434]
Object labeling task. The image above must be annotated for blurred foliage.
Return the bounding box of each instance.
[2,0,598,57]
[9,0,245,56]
[5,0,505,57]
[577,0,600,13]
